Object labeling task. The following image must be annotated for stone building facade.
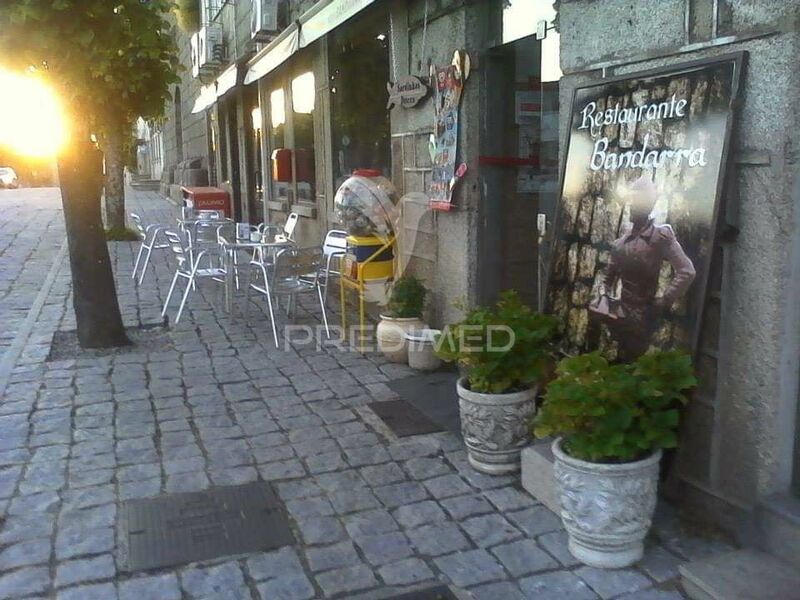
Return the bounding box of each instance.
[150,0,800,563]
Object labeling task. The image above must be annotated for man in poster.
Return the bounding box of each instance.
[591,176,696,361]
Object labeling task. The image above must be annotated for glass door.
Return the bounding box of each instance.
[478,0,561,309]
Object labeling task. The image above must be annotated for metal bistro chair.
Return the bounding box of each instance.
[130,212,169,284]
[245,246,330,347]
[282,212,299,241]
[186,219,230,276]
[216,222,250,291]
[161,229,226,324]
[255,213,299,245]
[320,229,348,304]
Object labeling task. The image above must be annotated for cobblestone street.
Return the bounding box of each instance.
[0,187,732,599]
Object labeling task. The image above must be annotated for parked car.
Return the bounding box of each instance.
[0,167,19,189]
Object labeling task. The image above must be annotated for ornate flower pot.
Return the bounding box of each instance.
[376,316,427,363]
[552,438,661,569]
[456,377,537,475]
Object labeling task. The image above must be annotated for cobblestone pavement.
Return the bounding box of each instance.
[0,186,734,599]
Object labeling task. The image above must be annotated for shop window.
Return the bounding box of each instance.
[268,88,287,203]
[329,6,390,189]
[292,71,316,203]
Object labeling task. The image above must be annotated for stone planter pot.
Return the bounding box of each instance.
[376,315,427,363]
[456,377,537,475]
[405,329,442,371]
[552,438,661,569]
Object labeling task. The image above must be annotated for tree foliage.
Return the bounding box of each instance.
[534,351,697,463]
[0,0,181,138]
[0,1,181,348]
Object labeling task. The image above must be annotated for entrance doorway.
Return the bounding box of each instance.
[478,31,560,309]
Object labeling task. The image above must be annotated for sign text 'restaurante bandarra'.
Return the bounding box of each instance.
[579,94,708,172]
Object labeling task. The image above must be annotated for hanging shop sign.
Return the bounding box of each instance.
[386,75,428,109]
[545,53,745,361]
[429,50,470,211]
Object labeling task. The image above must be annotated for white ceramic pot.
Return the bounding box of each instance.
[456,377,537,475]
[552,438,661,569]
[376,316,427,363]
[405,329,442,371]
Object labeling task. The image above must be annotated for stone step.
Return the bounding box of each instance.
[130,179,161,191]
[520,438,559,515]
[679,548,800,600]
[754,493,800,570]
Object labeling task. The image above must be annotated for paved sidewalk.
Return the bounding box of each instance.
[0,186,731,599]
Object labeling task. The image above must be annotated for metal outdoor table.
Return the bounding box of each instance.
[219,237,293,313]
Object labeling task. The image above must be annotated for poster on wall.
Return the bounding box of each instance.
[546,53,744,361]
[429,51,470,211]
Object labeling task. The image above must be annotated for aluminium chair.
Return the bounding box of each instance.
[130,212,169,284]
[320,229,348,304]
[161,230,226,324]
[245,246,330,347]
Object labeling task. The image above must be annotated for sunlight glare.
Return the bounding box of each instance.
[0,70,67,157]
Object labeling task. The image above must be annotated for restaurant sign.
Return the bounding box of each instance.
[546,53,745,360]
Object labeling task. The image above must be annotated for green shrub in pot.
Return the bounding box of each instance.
[534,350,696,568]
[434,290,559,474]
[376,275,428,363]
[434,290,559,394]
[385,275,427,318]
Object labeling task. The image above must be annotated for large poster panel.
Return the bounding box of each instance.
[547,54,744,361]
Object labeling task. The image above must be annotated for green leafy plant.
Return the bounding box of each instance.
[534,350,696,463]
[385,275,426,318]
[435,290,559,394]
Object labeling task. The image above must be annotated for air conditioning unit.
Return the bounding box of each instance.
[251,0,279,42]
[191,23,225,80]
[199,23,224,68]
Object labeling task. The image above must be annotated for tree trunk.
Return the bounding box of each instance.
[59,140,131,348]
[103,124,126,230]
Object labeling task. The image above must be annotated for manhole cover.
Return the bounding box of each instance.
[123,482,294,571]
[369,399,445,437]
[385,586,460,600]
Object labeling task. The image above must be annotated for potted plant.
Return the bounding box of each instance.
[376,275,428,363]
[534,350,696,569]
[406,328,442,371]
[435,291,558,474]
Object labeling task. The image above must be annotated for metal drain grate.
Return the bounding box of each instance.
[386,372,462,436]
[123,481,294,571]
[369,399,446,437]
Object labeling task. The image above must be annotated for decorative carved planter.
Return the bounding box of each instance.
[552,438,661,569]
[456,377,537,475]
[376,316,427,363]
